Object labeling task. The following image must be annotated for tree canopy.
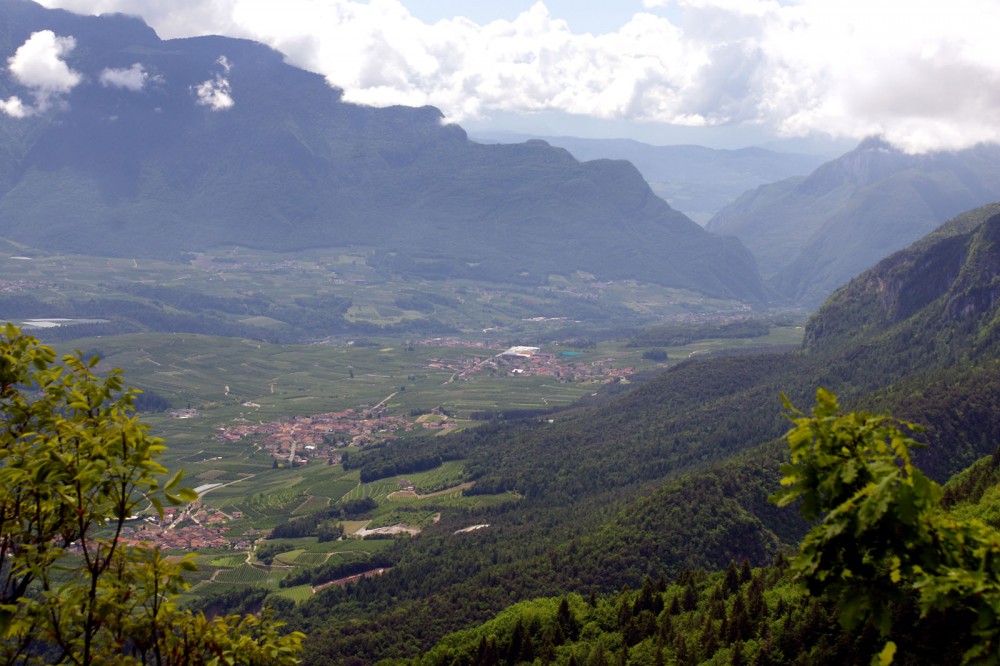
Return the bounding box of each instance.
[774,388,1000,664]
[0,325,303,665]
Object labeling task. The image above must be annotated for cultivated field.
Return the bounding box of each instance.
[1,244,805,604]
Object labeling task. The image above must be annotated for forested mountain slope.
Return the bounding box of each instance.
[270,203,1000,663]
[707,138,1000,306]
[0,0,763,301]
[409,385,1000,666]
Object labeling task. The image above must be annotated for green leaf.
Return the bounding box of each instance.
[875,641,896,666]
[164,469,185,491]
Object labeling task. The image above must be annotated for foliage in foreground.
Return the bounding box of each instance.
[775,388,1000,664]
[403,389,1000,665]
[0,325,304,664]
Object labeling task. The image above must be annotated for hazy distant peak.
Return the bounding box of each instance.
[708,139,1000,308]
[856,135,897,152]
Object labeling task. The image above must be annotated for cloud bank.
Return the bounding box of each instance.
[31,0,1000,152]
[1,30,82,117]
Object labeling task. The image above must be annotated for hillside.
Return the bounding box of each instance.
[707,137,1000,306]
[804,201,1000,357]
[471,132,826,224]
[267,203,1000,663]
[0,0,764,302]
[414,432,1000,666]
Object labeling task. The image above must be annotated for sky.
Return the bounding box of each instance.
[18,0,1000,154]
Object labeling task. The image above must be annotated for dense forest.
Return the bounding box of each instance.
[403,391,1000,665]
[180,204,1000,663]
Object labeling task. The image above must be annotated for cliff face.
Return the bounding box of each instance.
[0,0,766,302]
[804,203,1000,354]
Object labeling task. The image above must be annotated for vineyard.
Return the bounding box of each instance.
[341,480,400,503]
[183,536,395,602]
[214,564,274,585]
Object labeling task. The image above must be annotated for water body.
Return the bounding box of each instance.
[19,318,109,329]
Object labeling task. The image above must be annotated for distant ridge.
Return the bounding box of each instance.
[0,0,765,302]
[471,131,826,224]
[707,137,1000,306]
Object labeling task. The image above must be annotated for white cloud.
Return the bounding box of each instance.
[0,96,30,118]
[30,0,1000,152]
[192,57,234,110]
[8,30,81,92]
[193,77,233,110]
[99,62,148,90]
[756,0,1000,152]
[2,30,82,117]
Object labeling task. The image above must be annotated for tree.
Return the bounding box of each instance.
[773,388,1000,664]
[0,325,303,664]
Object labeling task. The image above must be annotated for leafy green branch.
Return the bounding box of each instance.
[0,325,303,665]
[773,388,1000,664]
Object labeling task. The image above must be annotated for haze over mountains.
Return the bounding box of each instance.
[472,132,828,225]
[0,0,766,302]
[7,1,999,312]
[708,137,1000,307]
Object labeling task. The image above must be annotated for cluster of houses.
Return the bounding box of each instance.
[104,504,239,552]
[425,344,635,383]
[121,522,231,551]
[491,348,634,382]
[0,277,48,292]
[216,408,414,464]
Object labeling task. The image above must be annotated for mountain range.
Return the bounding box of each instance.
[708,137,1000,306]
[472,131,827,224]
[0,0,764,302]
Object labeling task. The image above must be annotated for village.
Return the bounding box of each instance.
[117,504,242,551]
[211,344,634,467]
[0,276,50,292]
[64,501,247,555]
[114,343,637,555]
[215,407,415,466]
[423,342,635,384]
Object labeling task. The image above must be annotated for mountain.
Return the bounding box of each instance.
[274,203,1000,663]
[0,1,764,303]
[471,131,826,224]
[707,137,1000,306]
[804,201,1000,356]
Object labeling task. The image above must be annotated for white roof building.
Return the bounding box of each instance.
[499,346,540,358]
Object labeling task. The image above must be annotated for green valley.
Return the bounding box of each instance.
[0,246,804,619]
[8,204,1000,665]
[0,3,998,664]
